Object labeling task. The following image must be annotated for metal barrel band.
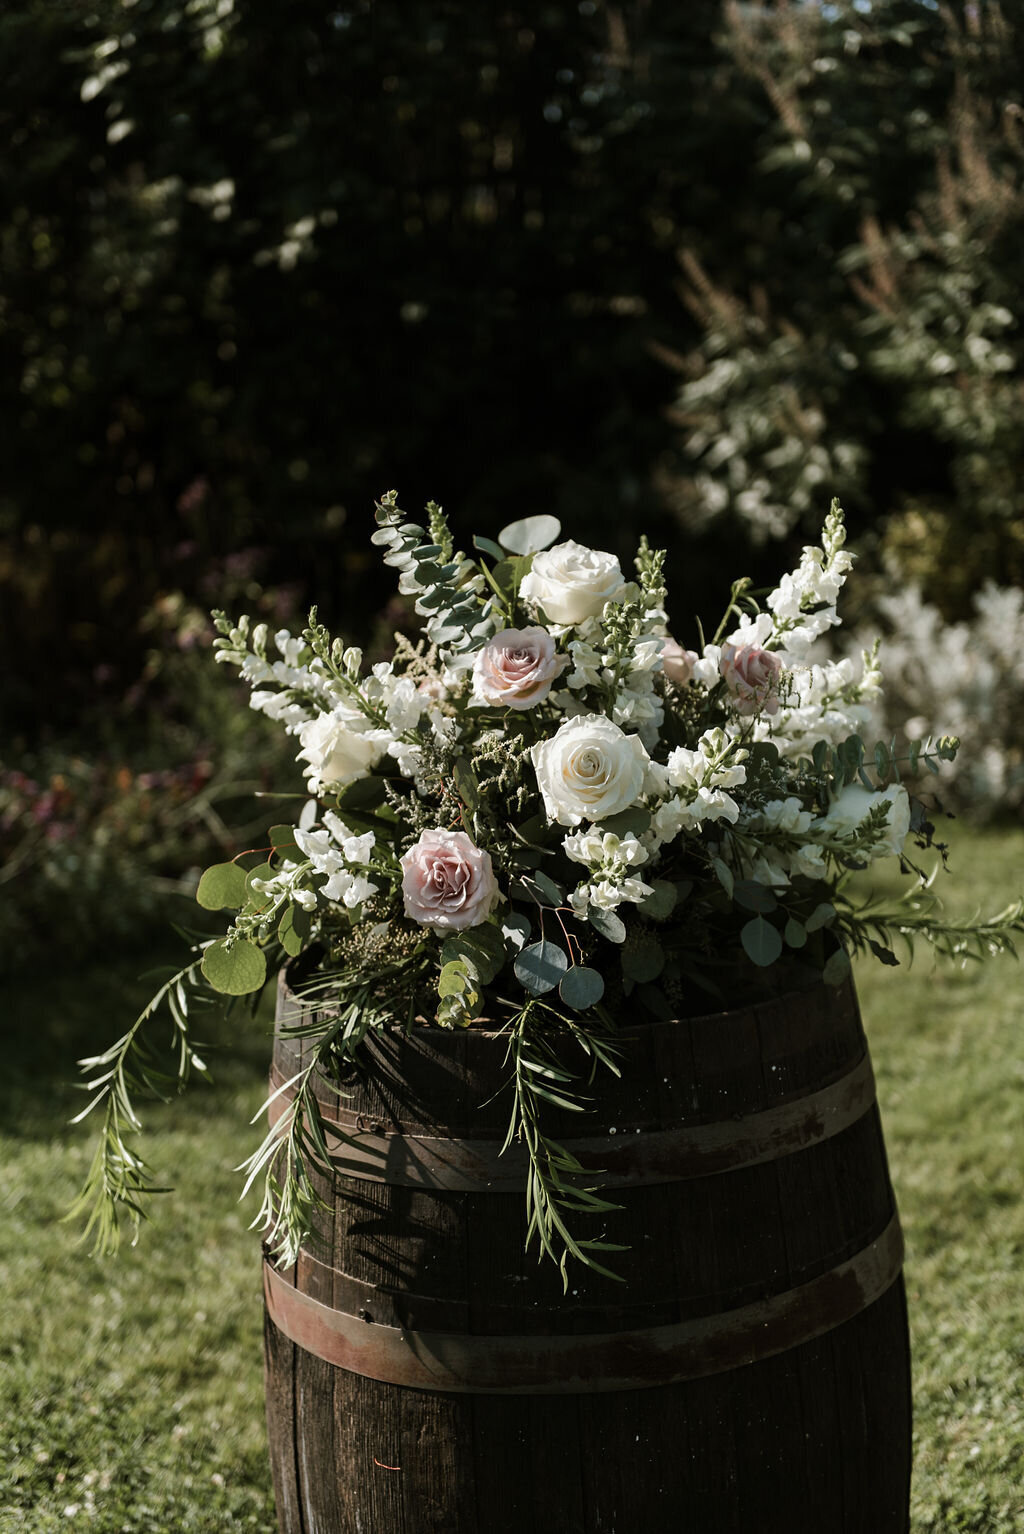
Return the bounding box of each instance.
[266,1048,876,1191]
[264,1210,904,1396]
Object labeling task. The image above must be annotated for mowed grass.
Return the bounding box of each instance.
[854,825,1024,1533]
[2,825,1022,1532]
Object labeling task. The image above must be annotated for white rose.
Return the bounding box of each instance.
[815,783,911,858]
[519,540,627,626]
[297,709,385,792]
[530,714,650,826]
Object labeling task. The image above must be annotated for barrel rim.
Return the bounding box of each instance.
[276,957,851,1046]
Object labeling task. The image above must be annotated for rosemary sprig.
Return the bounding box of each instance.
[502,1000,627,1289]
[65,960,215,1256]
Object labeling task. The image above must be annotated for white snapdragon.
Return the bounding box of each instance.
[762,656,881,761]
[645,729,747,851]
[563,830,654,915]
[248,860,319,911]
[362,662,423,733]
[294,815,379,910]
[766,502,854,656]
[239,629,335,729]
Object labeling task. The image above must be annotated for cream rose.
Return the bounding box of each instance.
[661,636,699,686]
[530,714,650,827]
[297,710,385,791]
[519,540,627,626]
[400,829,499,932]
[720,641,784,716]
[471,626,568,710]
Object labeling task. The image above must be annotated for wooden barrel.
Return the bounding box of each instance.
[263,968,911,1534]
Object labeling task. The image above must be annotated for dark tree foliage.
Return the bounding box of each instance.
[3,0,754,731]
[5,0,1019,736]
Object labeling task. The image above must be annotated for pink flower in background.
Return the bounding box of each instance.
[401,829,499,932]
[660,637,698,686]
[472,626,567,710]
[720,641,784,716]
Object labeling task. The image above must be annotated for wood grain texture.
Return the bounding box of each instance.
[263,970,911,1533]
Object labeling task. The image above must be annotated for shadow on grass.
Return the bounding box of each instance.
[3,933,274,1141]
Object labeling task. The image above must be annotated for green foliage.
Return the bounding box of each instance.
[200,939,267,997]
[195,862,249,911]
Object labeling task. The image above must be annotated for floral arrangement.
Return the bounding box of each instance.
[71,494,1024,1281]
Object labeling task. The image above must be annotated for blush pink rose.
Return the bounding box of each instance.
[720,641,784,716]
[660,636,699,686]
[471,626,568,710]
[400,829,499,932]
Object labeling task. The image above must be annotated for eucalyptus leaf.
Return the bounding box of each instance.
[622,936,665,984]
[501,912,532,952]
[438,960,471,998]
[784,916,807,949]
[733,880,778,915]
[639,879,678,921]
[498,514,561,556]
[441,924,506,986]
[587,906,626,944]
[558,966,605,1010]
[473,535,505,561]
[599,807,651,838]
[740,916,783,968]
[268,824,298,855]
[712,857,734,899]
[201,939,267,996]
[279,903,312,958]
[805,902,836,933]
[514,940,569,995]
[195,861,249,911]
[822,947,852,987]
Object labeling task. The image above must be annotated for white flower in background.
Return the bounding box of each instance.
[248,860,318,911]
[471,626,568,709]
[813,783,911,859]
[297,707,386,792]
[531,714,651,826]
[520,540,628,625]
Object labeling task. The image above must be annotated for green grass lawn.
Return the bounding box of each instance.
[2,826,1023,1532]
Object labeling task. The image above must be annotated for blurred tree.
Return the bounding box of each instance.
[4,0,757,732]
[661,0,1024,616]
